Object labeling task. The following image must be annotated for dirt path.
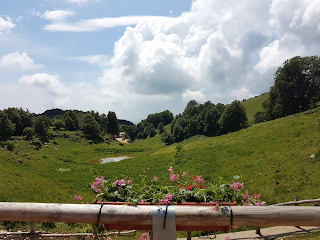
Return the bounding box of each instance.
[177,226,320,240]
[115,137,130,144]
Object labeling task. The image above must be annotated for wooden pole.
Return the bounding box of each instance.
[1,203,320,227]
[273,198,320,206]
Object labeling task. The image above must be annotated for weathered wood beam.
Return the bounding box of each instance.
[273,198,320,206]
[1,203,320,227]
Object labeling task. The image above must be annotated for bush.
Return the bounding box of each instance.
[254,111,268,123]
[23,127,35,139]
[6,141,15,151]
[52,119,65,130]
[161,132,173,145]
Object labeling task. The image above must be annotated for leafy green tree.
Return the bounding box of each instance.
[0,111,15,140]
[34,116,48,140]
[80,113,101,136]
[99,114,108,133]
[148,124,157,137]
[125,125,138,141]
[3,107,33,136]
[263,56,320,119]
[64,116,76,131]
[161,132,173,145]
[186,100,199,108]
[219,100,248,134]
[53,119,65,130]
[187,118,198,137]
[204,103,225,135]
[64,110,79,130]
[145,110,174,128]
[173,124,184,142]
[107,111,119,139]
[23,127,35,139]
[157,122,165,134]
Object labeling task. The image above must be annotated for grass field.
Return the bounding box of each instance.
[242,92,269,123]
[1,100,320,204]
[1,95,320,238]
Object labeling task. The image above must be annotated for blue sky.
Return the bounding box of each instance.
[1,0,320,123]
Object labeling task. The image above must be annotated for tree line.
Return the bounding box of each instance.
[124,110,174,141]
[160,99,248,144]
[0,108,120,142]
[123,99,248,145]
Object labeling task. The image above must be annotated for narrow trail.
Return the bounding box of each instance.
[177,226,320,240]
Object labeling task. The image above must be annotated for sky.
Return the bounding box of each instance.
[1,0,320,123]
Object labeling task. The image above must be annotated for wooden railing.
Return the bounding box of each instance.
[1,201,320,239]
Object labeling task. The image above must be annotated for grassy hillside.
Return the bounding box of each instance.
[0,103,320,205]
[242,93,269,123]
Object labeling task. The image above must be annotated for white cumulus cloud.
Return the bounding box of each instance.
[182,90,206,102]
[42,10,74,21]
[96,0,320,107]
[43,16,170,32]
[66,0,101,5]
[0,52,43,70]
[69,55,110,67]
[0,17,16,34]
[18,73,68,95]
[231,87,255,101]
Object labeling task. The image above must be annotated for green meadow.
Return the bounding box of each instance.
[1,96,320,205]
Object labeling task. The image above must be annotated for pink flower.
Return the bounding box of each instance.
[127,180,132,184]
[213,201,220,211]
[77,195,82,201]
[193,175,205,185]
[181,172,187,178]
[168,166,173,173]
[151,176,159,182]
[253,192,261,199]
[225,236,231,240]
[169,174,180,182]
[140,199,145,203]
[231,182,244,192]
[147,168,149,170]
[158,193,173,204]
[234,225,239,230]
[113,180,118,186]
[119,179,126,185]
[74,194,77,199]
[140,232,150,240]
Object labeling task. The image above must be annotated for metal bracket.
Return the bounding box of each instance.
[152,205,176,240]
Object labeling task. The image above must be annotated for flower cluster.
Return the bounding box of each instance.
[169,167,180,182]
[158,193,173,204]
[74,194,82,201]
[241,191,265,206]
[139,232,150,240]
[91,176,105,193]
[231,181,244,192]
[85,167,264,207]
[192,175,205,185]
[151,176,159,182]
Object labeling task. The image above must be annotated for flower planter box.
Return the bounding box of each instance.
[97,200,237,231]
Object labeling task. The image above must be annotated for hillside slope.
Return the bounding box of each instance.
[0,105,319,205]
[242,93,269,123]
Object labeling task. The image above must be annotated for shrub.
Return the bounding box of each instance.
[6,141,15,151]
[23,127,35,139]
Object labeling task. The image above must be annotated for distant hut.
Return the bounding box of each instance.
[119,132,126,141]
